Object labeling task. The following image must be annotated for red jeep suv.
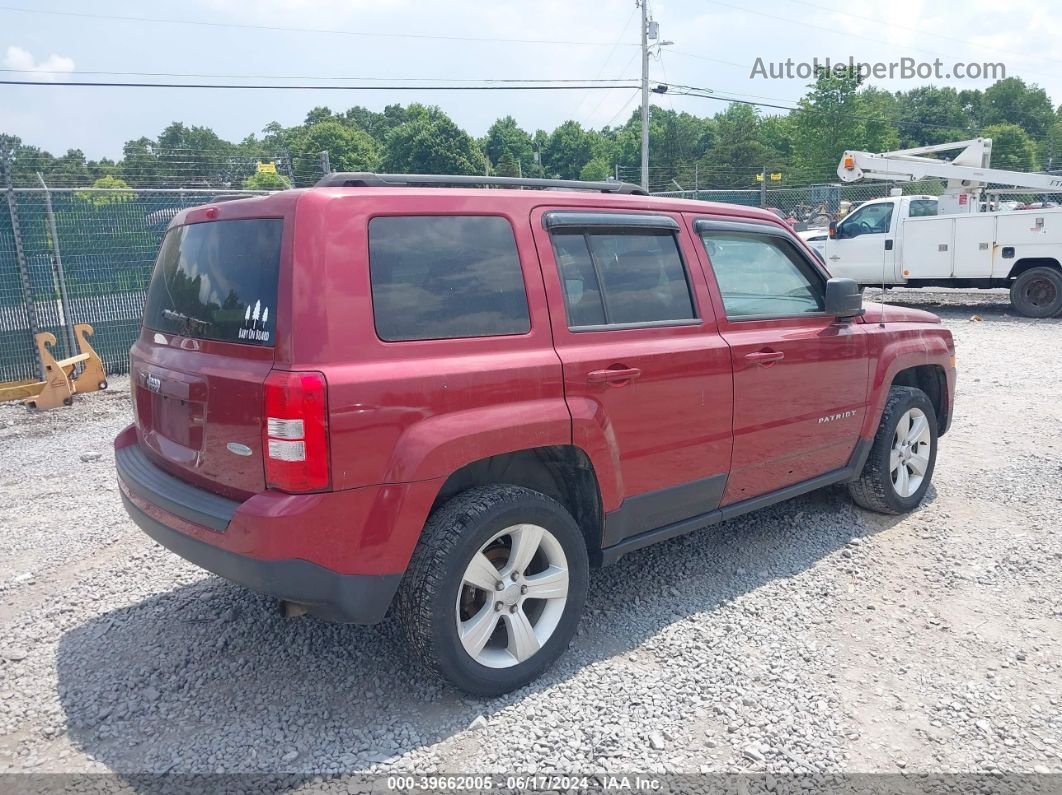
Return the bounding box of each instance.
[116,173,956,695]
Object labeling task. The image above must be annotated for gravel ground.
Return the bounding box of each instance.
[0,289,1060,786]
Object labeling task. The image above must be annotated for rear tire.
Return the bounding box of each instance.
[1010,266,1062,318]
[849,386,938,515]
[397,485,589,697]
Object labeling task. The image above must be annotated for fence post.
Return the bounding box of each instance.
[36,172,79,362]
[1,148,45,380]
[281,151,297,187]
[319,151,331,176]
[759,166,767,208]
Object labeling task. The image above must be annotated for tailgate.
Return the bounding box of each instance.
[131,217,283,499]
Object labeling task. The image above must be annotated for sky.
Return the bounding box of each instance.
[1,0,1060,160]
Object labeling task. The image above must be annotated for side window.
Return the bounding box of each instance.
[839,203,894,237]
[909,199,938,218]
[368,216,530,341]
[550,230,696,327]
[700,232,825,319]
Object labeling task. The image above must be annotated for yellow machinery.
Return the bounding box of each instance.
[0,323,108,409]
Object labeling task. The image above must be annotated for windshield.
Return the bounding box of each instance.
[143,219,282,346]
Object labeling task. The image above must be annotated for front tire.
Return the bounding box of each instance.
[849,386,938,514]
[1010,266,1062,318]
[397,485,589,697]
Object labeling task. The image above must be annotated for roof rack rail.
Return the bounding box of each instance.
[313,172,649,196]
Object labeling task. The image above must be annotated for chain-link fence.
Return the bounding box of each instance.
[3,157,1059,385]
[651,180,949,226]
[0,186,267,382]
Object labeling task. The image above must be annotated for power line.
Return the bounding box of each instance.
[584,49,643,125]
[0,4,639,48]
[602,89,644,130]
[658,82,1058,141]
[666,50,748,70]
[0,68,636,83]
[0,79,640,91]
[572,5,639,119]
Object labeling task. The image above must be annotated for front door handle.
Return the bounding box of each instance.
[745,350,785,365]
[829,255,840,261]
[587,367,642,385]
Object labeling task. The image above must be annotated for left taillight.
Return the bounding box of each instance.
[263,370,330,493]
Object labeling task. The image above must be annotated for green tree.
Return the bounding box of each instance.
[860,87,900,153]
[895,86,969,147]
[304,106,335,126]
[494,150,521,177]
[47,149,91,186]
[791,68,868,182]
[0,136,59,186]
[758,115,794,161]
[242,170,291,190]
[297,120,379,172]
[982,123,1038,171]
[75,175,136,205]
[119,137,159,186]
[700,103,783,189]
[155,122,236,186]
[579,157,611,181]
[342,104,408,145]
[87,157,118,182]
[543,120,595,179]
[957,88,985,127]
[382,104,484,174]
[981,77,1055,139]
[1046,119,1062,171]
[485,116,534,171]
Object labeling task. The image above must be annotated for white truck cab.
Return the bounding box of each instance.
[825,195,938,285]
[827,139,1062,317]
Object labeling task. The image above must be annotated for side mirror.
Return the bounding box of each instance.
[824,277,864,319]
[828,221,839,239]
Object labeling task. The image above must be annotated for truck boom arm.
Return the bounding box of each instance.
[838,138,1062,193]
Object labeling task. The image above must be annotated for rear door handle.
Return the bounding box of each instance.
[587,367,642,384]
[745,350,785,365]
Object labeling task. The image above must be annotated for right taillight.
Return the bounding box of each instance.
[263,370,330,493]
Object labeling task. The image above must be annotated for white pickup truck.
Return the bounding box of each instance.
[823,194,1062,317]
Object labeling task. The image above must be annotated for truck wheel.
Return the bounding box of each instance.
[848,386,938,515]
[1010,266,1062,318]
[397,485,589,697]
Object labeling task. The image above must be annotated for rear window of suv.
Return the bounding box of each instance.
[143,219,282,346]
[368,216,530,341]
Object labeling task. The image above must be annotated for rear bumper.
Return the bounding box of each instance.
[114,427,440,623]
[120,490,399,623]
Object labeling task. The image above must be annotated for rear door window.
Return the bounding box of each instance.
[551,230,696,328]
[368,216,530,341]
[143,219,282,345]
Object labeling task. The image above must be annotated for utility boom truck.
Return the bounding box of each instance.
[826,138,1062,317]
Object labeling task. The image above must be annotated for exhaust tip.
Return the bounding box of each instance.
[279,600,309,619]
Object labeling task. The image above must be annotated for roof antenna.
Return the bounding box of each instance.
[879,176,901,329]
[880,208,888,329]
